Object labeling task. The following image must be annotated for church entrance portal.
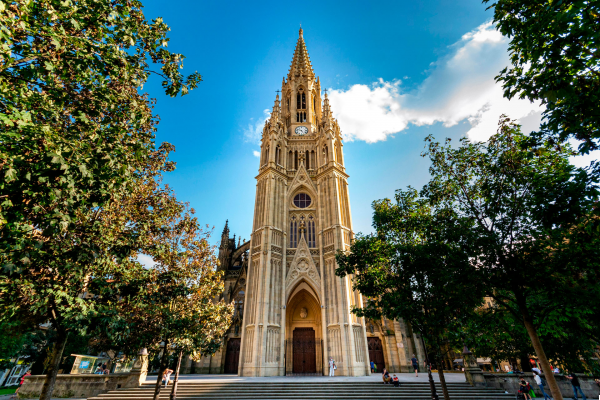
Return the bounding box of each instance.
[224,338,240,374]
[368,337,385,373]
[285,284,323,375]
[292,328,316,373]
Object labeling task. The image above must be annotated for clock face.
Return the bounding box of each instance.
[295,126,309,135]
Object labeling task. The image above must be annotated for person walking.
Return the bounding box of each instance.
[14,370,31,398]
[533,371,551,400]
[411,355,419,377]
[567,372,586,400]
[328,357,336,377]
[518,376,532,400]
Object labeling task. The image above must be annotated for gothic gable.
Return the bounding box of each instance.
[289,159,317,198]
[285,235,320,296]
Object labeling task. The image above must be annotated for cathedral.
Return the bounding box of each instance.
[183,28,428,377]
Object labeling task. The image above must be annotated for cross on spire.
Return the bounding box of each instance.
[275,89,281,95]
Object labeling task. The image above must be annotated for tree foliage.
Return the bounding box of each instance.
[422,117,599,399]
[484,0,600,153]
[336,188,485,400]
[93,201,233,400]
[0,1,201,398]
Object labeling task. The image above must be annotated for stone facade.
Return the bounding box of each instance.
[186,29,427,378]
[235,28,426,377]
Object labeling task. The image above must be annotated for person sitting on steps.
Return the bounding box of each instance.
[392,374,400,387]
[382,368,391,384]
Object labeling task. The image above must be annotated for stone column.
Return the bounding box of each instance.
[463,346,486,387]
[122,349,148,388]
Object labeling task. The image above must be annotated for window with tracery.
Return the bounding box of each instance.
[290,216,298,248]
[293,193,311,208]
[308,216,316,247]
[234,291,244,318]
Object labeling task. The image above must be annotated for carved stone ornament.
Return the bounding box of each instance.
[285,235,321,293]
[300,307,308,319]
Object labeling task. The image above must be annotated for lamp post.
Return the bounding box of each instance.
[419,332,439,400]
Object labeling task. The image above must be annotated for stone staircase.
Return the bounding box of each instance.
[88,381,514,399]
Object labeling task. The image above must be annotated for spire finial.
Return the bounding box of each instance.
[299,25,303,38]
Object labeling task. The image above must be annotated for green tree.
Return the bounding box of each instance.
[465,298,600,376]
[484,0,600,153]
[93,201,233,400]
[422,117,600,400]
[336,188,486,400]
[0,1,201,399]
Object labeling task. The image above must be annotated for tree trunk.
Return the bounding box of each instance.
[437,357,451,400]
[153,339,170,400]
[170,351,183,400]
[521,309,563,400]
[39,329,68,400]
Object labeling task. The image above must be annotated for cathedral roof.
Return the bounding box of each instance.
[288,27,315,80]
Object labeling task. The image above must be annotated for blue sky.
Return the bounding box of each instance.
[138,0,596,250]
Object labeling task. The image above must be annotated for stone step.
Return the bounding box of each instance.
[88,381,512,400]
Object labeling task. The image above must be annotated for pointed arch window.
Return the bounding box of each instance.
[301,93,306,109]
[290,216,298,248]
[307,216,316,248]
[297,92,301,109]
[305,150,309,169]
[294,150,298,170]
[275,146,281,165]
[288,150,293,169]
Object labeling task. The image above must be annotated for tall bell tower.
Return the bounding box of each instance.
[239,28,369,377]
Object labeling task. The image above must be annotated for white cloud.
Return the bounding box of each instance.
[243,109,271,144]
[137,254,157,269]
[253,150,261,157]
[328,21,543,143]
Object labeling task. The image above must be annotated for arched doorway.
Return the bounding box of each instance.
[285,283,322,375]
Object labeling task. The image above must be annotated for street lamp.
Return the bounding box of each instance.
[418,332,439,400]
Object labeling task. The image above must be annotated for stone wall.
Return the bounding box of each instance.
[479,372,600,398]
[17,373,138,399]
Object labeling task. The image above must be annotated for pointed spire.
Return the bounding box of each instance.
[272,94,280,114]
[323,91,332,118]
[222,220,229,238]
[288,27,315,80]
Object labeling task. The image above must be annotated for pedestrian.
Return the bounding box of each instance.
[566,371,586,400]
[533,371,550,400]
[370,360,375,373]
[162,368,174,388]
[14,370,31,397]
[328,357,336,377]
[382,368,391,384]
[411,354,419,377]
[518,376,532,400]
[392,374,400,387]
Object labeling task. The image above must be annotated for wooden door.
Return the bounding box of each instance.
[368,337,385,372]
[292,328,316,373]
[224,338,240,374]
